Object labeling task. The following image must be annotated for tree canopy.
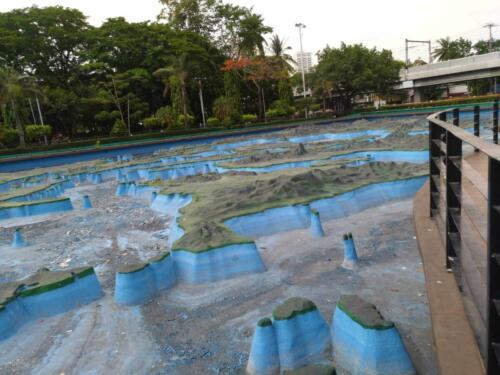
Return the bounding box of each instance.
[1,1,496,149]
[433,37,473,61]
[315,43,403,110]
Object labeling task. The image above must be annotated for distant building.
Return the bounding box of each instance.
[296,52,313,74]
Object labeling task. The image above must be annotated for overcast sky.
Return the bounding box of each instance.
[1,0,499,63]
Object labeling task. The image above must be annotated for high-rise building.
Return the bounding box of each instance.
[296,52,313,74]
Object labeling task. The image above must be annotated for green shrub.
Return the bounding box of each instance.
[110,119,128,136]
[213,96,240,125]
[310,104,321,111]
[270,100,295,116]
[25,125,52,143]
[207,117,221,127]
[177,114,195,128]
[241,114,258,124]
[155,106,177,128]
[0,128,19,147]
[266,109,280,119]
[143,116,161,130]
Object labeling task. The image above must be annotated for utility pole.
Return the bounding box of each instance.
[484,23,498,52]
[405,39,409,67]
[295,23,308,120]
[484,23,498,93]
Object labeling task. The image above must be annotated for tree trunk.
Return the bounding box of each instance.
[262,87,267,123]
[35,94,44,125]
[255,82,263,121]
[11,99,26,148]
[111,77,125,124]
[181,84,188,128]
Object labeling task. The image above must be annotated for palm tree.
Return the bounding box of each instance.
[154,53,193,128]
[433,37,472,61]
[433,38,453,61]
[238,13,272,57]
[0,68,37,148]
[269,34,295,73]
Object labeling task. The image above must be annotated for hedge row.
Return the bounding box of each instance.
[0,115,330,158]
[360,94,500,113]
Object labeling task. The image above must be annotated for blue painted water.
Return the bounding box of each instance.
[1,129,391,173]
[0,127,289,173]
[219,150,428,174]
[288,129,391,143]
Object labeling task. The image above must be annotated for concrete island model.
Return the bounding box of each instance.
[115,252,176,305]
[158,162,427,282]
[332,295,415,375]
[0,117,438,373]
[247,295,415,375]
[247,298,331,374]
[342,233,359,269]
[0,180,75,220]
[0,267,103,340]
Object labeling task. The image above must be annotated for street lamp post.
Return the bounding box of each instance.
[295,23,308,120]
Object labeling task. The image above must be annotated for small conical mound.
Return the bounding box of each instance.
[294,143,308,156]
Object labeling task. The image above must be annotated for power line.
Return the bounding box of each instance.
[405,39,432,66]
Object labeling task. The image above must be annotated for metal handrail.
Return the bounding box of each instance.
[427,112,500,161]
[427,100,499,375]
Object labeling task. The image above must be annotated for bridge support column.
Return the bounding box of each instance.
[410,87,424,103]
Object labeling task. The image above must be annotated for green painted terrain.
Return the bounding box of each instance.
[0,267,95,310]
[159,162,427,252]
[272,297,318,321]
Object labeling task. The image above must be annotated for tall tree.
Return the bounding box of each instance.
[474,39,500,55]
[154,36,215,127]
[308,68,333,112]
[0,6,91,86]
[158,0,216,35]
[0,68,40,147]
[269,35,295,73]
[316,43,402,112]
[238,13,272,57]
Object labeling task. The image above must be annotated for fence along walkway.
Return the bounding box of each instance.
[428,100,500,374]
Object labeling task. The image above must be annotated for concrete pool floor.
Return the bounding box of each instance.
[0,196,437,374]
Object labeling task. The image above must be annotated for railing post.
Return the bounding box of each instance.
[429,118,442,218]
[453,108,460,126]
[439,112,447,144]
[487,157,500,374]
[494,99,499,145]
[474,105,480,151]
[445,130,462,270]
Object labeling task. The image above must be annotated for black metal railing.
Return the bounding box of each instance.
[428,99,500,374]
